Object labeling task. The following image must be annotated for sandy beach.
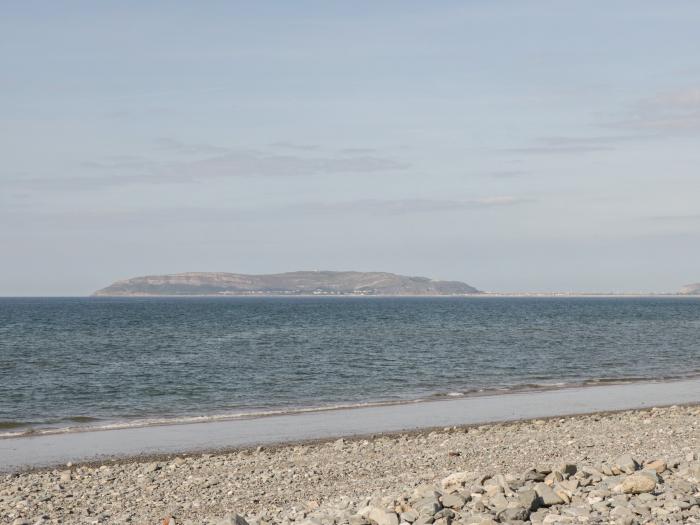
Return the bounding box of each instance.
[2,404,699,524]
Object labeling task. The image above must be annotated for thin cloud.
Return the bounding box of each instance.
[500,136,624,155]
[611,87,700,134]
[501,144,614,155]
[5,144,408,191]
[487,170,528,179]
[501,86,700,156]
[4,174,159,191]
[337,147,378,156]
[3,197,529,228]
[154,138,230,155]
[648,213,700,222]
[80,155,152,171]
[158,150,407,179]
[268,141,320,151]
[300,196,530,215]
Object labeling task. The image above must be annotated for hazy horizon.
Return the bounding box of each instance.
[3,2,700,296]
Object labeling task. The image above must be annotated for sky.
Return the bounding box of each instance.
[2,1,700,295]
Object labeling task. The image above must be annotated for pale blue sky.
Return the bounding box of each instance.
[2,1,700,295]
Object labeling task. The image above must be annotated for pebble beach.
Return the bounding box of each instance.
[2,404,699,525]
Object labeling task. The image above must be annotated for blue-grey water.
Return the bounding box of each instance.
[1,296,699,437]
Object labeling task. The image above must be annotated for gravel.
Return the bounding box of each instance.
[1,404,698,524]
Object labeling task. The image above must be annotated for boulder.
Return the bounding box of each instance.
[497,506,530,521]
[219,514,249,525]
[613,454,638,474]
[522,469,547,482]
[413,497,441,516]
[620,474,656,494]
[412,485,441,501]
[518,488,540,511]
[554,464,577,477]
[440,493,466,509]
[488,493,508,512]
[534,483,565,506]
[644,460,667,474]
[367,508,399,525]
[440,472,471,492]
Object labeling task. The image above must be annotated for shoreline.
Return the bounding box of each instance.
[2,377,699,473]
[4,374,700,440]
[2,404,698,524]
[14,401,700,476]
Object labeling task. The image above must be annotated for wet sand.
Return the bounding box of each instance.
[1,378,699,472]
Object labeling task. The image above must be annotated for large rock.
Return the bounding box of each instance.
[367,508,399,525]
[534,483,565,506]
[497,506,530,522]
[440,493,466,509]
[554,464,577,477]
[645,459,667,474]
[487,493,508,512]
[522,469,547,482]
[441,472,472,492]
[412,485,442,500]
[219,514,249,525]
[613,454,639,474]
[518,489,540,511]
[620,474,656,494]
[544,471,563,486]
[413,497,442,516]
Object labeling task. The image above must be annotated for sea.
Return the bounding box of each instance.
[1,296,699,438]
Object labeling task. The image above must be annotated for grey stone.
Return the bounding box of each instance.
[413,497,441,516]
[440,472,472,492]
[610,505,635,520]
[367,508,399,525]
[488,493,508,512]
[554,464,577,477]
[439,493,466,509]
[544,471,563,485]
[219,514,249,525]
[614,454,639,474]
[496,506,529,522]
[432,509,454,521]
[561,504,591,518]
[517,489,540,511]
[534,483,564,507]
[412,486,442,501]
[522,468,547,481]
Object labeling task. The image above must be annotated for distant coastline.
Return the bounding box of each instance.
[92,270,700,297]
[85,292,699,298]
[92,270,481,296]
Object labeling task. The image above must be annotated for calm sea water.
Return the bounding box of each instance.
[1,296,699,436]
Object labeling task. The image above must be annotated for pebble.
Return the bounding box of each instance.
[0,405,698,524]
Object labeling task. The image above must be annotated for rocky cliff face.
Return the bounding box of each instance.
[679,283,700,295]
[93,271,480,296]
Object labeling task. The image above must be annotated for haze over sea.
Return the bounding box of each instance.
[2,296,700,438]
